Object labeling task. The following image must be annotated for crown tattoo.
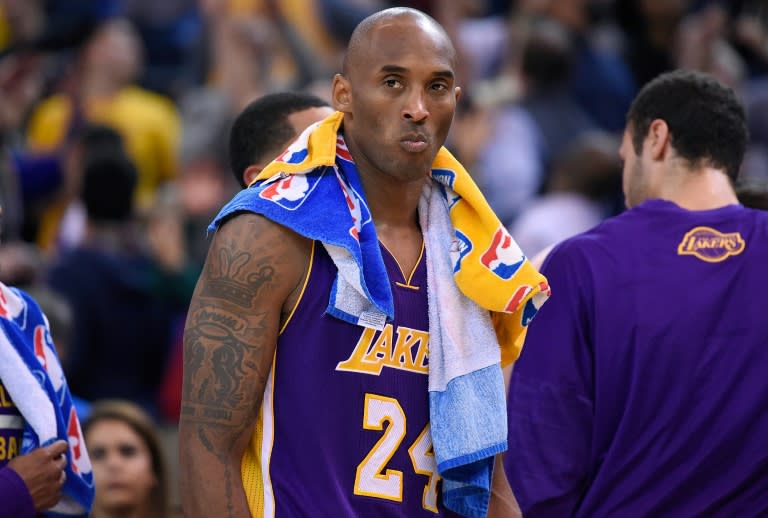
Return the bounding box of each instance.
[202,245,275,307]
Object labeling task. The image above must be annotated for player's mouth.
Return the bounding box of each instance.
[400,133,428,153]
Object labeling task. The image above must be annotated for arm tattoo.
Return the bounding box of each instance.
[201,239,275,308]
[182,305,268,427]
[180,215,303,516]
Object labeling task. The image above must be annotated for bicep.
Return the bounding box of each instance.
[180,213,308,453]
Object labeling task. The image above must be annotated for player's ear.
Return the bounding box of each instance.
[243,164,263,187]
[332,74,352,113]
[648,119,670,161]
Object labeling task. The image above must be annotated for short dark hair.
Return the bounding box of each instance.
[82,152,138,222]
[229,92,330,188]
[626,70,748,181]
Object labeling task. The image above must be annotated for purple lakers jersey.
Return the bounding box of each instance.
[507,200,768,516]
[241,241,459,517]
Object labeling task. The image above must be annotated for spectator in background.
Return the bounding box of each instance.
[46,150,174,416]
[35,125,126,255]
[510,131,621,257]
[617,0,690,87]
[83,400,170,518]
[229,91,334,188]
[469,18,597,226]
[515,0,637,132]
[26,17,180,222]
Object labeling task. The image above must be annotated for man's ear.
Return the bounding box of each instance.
[243,164,263,187]
[332,73,352,113]
[647,119,670,161]
[454,86,462,104]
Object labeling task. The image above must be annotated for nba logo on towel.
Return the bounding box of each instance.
[275,135,310,164]
[336,171,368,240]
[521,281,551,325]
[33,325,64,392]
[507,282,552,327]
[67,407,92,476]
[336,136,354,163]
[481,227,524,280]
[451,230,473,273]
[260,174,315,209]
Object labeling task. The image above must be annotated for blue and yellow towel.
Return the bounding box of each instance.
[210,112,550,517]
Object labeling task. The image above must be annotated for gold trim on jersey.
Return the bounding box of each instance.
[240,356,277,516]
[279,241,316,334]
[380,240,424,289]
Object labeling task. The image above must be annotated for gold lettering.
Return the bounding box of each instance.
[337,325,430,376]
[0,386,13,408]
[336,327,383,374]
[391,327,418,370]
[411,332,430,371]
[0,437,5,460]
[678,227,746,262]
[363,325,394,365]
[7,436,16,459]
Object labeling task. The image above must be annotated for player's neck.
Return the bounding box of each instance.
[656,166,739,211]
[359,169,426,229]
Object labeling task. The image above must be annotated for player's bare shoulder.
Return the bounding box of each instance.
[202,212,312,309]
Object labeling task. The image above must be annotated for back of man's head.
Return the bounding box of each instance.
[82,152,138,223]
[229,92,331,188]
[626,70,748,182]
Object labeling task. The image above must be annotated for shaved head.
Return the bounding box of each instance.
[342,7,456,78]
[331,6,461,185]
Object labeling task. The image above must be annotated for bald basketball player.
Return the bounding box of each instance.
[180,8,518,517]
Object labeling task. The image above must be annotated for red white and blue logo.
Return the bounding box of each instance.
[275,135,310,165]
[521,281,551,325]
[33,325,64,392]
[480,227,524,280]
[259,171,325,210]
[335,169,371,241]
[336,136,354,163]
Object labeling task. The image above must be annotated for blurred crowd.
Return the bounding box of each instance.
[0,0,765,511]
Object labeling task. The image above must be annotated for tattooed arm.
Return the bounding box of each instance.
[179,213,310,518]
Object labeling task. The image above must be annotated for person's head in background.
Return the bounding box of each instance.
[63,124,126,201]
[520,18,575,95]
[620,69,748,209]
[548,131,623,206]
[80,18,143,89]
[83,400,168,518]
[81,149,138,230]
[229,91,334,188]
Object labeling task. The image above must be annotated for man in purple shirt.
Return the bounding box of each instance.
[505,69,768,516]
